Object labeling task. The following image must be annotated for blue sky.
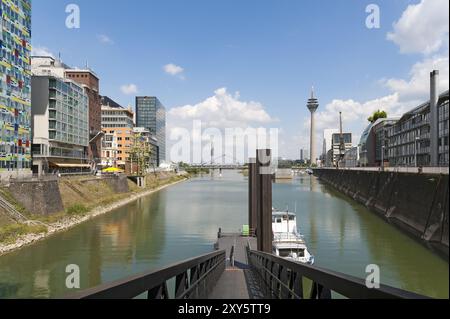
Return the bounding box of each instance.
[32,0,449,160]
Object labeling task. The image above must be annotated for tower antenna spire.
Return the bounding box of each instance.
[307,87,320,165]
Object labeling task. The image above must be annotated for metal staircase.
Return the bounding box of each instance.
[0,194,28,223]
[0,194,47,227]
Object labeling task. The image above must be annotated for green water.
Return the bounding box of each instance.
[0,171,448,298]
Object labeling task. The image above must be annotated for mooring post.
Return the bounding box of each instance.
[248,158,257,236]
[256,149,272,253]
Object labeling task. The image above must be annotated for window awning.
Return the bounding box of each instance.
[50,162,91,168]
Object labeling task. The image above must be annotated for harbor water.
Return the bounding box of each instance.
[0,171,448,298]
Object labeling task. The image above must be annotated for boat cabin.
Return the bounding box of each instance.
[272,212,297,234]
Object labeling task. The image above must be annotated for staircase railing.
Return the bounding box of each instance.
[67,250,226,299]
[0,194,28,223]
[246,247,429,299]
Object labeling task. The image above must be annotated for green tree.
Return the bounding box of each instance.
[368,110,388,123]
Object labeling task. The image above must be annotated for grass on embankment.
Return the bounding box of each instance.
[0,223,48,245]
[0,173,187,245]
[0,188,39,242]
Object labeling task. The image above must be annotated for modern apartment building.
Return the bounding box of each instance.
[31,76,89,176]
[101,96,134,169]
[31,57,104,168]
[322,129,339,158]
[135,96,166,166]
[438,91,449,166]
[331,133,352,167]
[359,118,398,167]
[0,0,32,180]
[31,56,69,78]
[388,90,449,167]
[65,69,102,166]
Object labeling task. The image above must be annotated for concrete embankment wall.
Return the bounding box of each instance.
[6,175,132,216]
[314,169,449,254]
[8,180,64,216]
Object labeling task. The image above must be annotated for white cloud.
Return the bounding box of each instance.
[169,88,275,128]
[167,88,278,163]
[31,46,54,57]
[387,0,449,55]
[313,94,401,131]
[383,54,449,104]
[120,84,138,95]
[97,34,114,45]
[164,63,185,79]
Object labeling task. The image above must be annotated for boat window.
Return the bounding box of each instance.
[278,249,292,258]
[277,218,282,223]
[279,249,305,258]
[298,249,305,257]
[289,216,295,221]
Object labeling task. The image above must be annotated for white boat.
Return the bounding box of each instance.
[272,210,315,265]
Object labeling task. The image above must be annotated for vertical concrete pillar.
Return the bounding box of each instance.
[310,111,316,164]
[248,158,257,235]
[257,149,272,253]
[430,70,440,167]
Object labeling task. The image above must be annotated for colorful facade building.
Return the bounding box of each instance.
[100,96,134,170]
[0,0,32,180]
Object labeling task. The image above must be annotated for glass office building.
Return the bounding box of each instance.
[31,76,89,175]
[135,96,166,165]
[0,0,32,176]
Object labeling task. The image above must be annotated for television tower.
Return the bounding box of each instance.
[307,87,319,165]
